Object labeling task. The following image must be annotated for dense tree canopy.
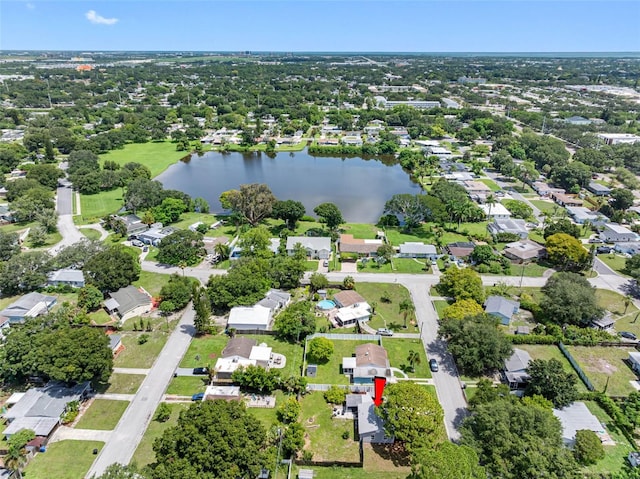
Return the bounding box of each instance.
[313,202,344,231]
[545,233,590,272]
[273,301,316,343]
[84,247,141,293]
[157,230,205,266]
[272,199,306,229]
[159,274,194,310]
[220,183,277,226]
[540,272,603,326]
[436,267,485,304]
[207,257,272,311]
[543,219,581,239]
[525,359,579,408]
[0,230,21,262]
[0,251,53,295]
[151,400,268,479]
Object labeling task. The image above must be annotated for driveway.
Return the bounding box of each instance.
[86,305,196,477]
[50,176,84,255]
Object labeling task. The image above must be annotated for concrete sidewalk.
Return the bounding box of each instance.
[49,426,112,443]
[112,367,151,375]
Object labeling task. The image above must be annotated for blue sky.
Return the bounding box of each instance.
[1,1,639,52]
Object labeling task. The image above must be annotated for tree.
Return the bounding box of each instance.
[281,422,305,457]
[273,301,316,343]
[622,392,640,427]
[377,382,445,453]
[277,397,301,424]
[221,183,277,226]
[544,219,581,239]
[193,287,212,335]
[399,299,415,329]
[239,226,272,257]
[470,245,497,265]
[5,429,34,479]
[307,337,334,363]
[309,272,329,293]
[342,275,355,290]
[545,233,590,271]
[157,230,205,266]
[207,258,271,311]
[159,274,193,310]
[501,199,533,219]
[0,251,53,295]
[231,365,281,393]
[152,400,268,479]
[84,247,141,293]
[53,240,106,270]
[437,267,485,304]
[154,402,171,422]
[272,199,306,229]
[92,464,148,479]
[409,442,485,479]
[541,272,603,326]
[573,429,605,465]
[439,314,513,376]
[26,164,64,189]
[407,350,421,372]
[625,254,640,280]
[324,385,347,405]
[151,197,188,224]
[384,194,428,229]
[77,285,104,312]
[376,243,395,263]
[0,230,20,261]
[27,225,47,247]
[314,202,344,231]
[611,188,634,211]
[525,359,578,408]
[442,299,484,321]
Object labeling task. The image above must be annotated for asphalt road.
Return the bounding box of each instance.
[86,305,196,478]
[50,180,85,256]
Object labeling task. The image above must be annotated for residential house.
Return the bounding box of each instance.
[0,292,57,324]
[0,204,14,223]
[566,206,609,227]
[446,241,475,259]
[553,402,606,447]
[335,302,372,327]
[441,98,461,109]
[257,289,291,314]
[552,193,583,207]
[215,337,257,379]
[115,214,148,236]
[2,381,91,440]
[104,285,152,322]
[532,182,565,198]
[203,385,241,402]
[503,239,546,263]
[629,351,640,375]
[615,242,640,255]
[592,313,614,331]
[461,180,492,197]
[227,305,272,331]
[108,334,124,356]
[479,203,511,220]
[338,234,382,257]
[628,452,640,468]
[229,238,279,261]
[341,135,363,146]
[484,295,520,325]
[398,242,438,259]
[342,343,391,384]
[564,116,592,126]
[286,236,331,260]
[425,146,452,158]
[488,219,529,239]
[0,316,10,338]
[333,290,367,308]
[47,269,85,288]
[600,224,638,243]
[587,182,611,196]
[137,226,176,246]
[503,348,532,389]
[346,394,394,444]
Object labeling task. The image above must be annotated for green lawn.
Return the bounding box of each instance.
[0,294,21,311]
[482,260,551,277]
[306,260,320,271]
[432,300,450,320]
[307,339,374,385]
[113,331,169,369]
[341,223,379,239]
[566,346,638,396]
[75,399,129,430]
[529,200,559,215]
[249,390,284,429]
[88,309,113,325]
[597,254,629,277]
[478,178,501,191]
[583,400,635,475]
[24,440,104,479]
[94,373,146,394]
[243,335,304,378]
[285,465,407,479]
[0,221,37,234]
[358,257,431,274]
[382,338,431,378]
[25,230,62,248]
[516,344,586,392]
[80,227,102,241]
[133,271,173,298]
[596,289,638,317]
[133,402,189,467]
[166,376,208,396]
[355,283,418,332]
[179,334,229,368]
[299,392,361,462]
[100,141,189,177]
[78,188,124,223]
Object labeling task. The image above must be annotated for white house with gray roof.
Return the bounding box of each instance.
[503,348,532,389]
[484,295,520,325]
[600,224,638,243]
[286,236,331,259]
[398,242,437,259]
[0,292,57,324]
[47,269,85,288]
[105,285,152,322]
[488,219,528,239]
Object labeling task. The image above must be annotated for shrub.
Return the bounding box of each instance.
[154,403,171,422]
[307,337,334,363]
[342,430,350,439]
[573,429,605,465]
[138,333,150,345]
[324,385,347,405]
[277,397,302,424]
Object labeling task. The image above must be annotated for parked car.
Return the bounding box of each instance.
[192,367,209,375]
[596,246,612,254]
[142,246,149,252]
[588,238,603,244]
[191,392,204,401]
[620,331,638,340]
[132,240,144,247]
[429,359,439,372]
[323,260,329,267]
[377,328,393,337]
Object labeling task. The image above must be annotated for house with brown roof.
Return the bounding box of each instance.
[333,290,366,308]
[445,241,475,259]
[342,343,391,384]
[338,234,383,257]
[551,192,583,207]
[503,239,546,263]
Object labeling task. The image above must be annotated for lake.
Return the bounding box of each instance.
[155,149,421,223]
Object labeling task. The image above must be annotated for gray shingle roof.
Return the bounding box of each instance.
[0,292,57,319]
[108,286,151,315]
[47,269,85,284]
[484,295,520,320]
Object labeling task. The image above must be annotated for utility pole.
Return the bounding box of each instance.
[275,427,283,479]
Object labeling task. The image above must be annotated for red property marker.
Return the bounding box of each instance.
[373,376,387,406]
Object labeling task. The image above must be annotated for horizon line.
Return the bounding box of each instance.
[1,50,640,55]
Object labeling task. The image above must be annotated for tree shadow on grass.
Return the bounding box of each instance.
[370,443,411,467]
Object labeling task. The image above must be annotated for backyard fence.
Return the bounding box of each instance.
[306,333,380,341]
[306,384,375,394]
[558,342,595,391]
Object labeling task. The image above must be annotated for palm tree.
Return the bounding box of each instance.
[485,193,496,220]
[624,295,633,315]
[407,350,421,373]
[214,243,231,261]
[399,299,415,329]
[5,445,28,479]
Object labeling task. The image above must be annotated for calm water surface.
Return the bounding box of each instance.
[156,149,420,223]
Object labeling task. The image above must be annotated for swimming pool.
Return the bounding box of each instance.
[317,300,336,310]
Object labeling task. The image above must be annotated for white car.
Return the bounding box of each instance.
[377,328,394,336]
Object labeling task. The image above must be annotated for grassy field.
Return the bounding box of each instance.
[133,271,173,298]
[179,334,229,368]
[356,283,418,332]
[88,309,113,325]
[24,440,104,479]
[80,227,102,241]
[249,390,284,429]
[596,289,638,317]
[307,339,374,385]
[566,346,638,396]
[95,373,146,394]
[432,300,449,319]
[358,257,430,274]
[299,392,361,462]
[113,331,169,369]
[529,200,559,215]
[478,178,501,191]
[583,400,635,475]
[285,465,407,479]
[78,188,124,223]
[100,141,189,177]
[516,344,586,391]
[482,260,551,277]
[597,254,629,277]
[75,399,130,430]
[243,334,305,378]
[132,402,189,467]
[25,230,62,248]
[382,338,431,378]
[166,376,208,396]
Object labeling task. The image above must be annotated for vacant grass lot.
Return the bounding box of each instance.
[100,141,189,177]
[179,334,229,368]
[529,200,559,215]
[356,283,418,332]
[24,440,104,479]
[80,227,102,241]
[566,346,638,396]
[113,331,169,369]
[95,373,145,394]
[133,271,172,298]
[133,402,188,467]
[166,376,208,396]
[307,340,374,385]
[286,465,407,479]
[478,178,501,191]
[78,188,124,223]
[75,399,129,430]
[382,338,431,378]
[299,392,360,462]
[516,344,586,392]
[596,289,638,317]
[358,258,430,274]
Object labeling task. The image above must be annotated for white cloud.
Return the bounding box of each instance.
[26,3,35,10]
[85,10,118,26]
